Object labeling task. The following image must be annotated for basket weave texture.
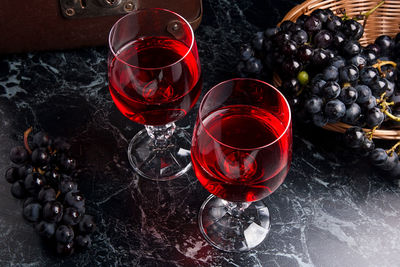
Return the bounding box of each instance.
[273,0,400,139]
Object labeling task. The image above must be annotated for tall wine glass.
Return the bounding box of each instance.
[191,78,292,252]
[108,8,201,181]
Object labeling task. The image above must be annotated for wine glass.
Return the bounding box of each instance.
[108,8,201,181]
[191,78,292,252]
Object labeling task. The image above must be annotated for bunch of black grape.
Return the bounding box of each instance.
[344,126,400,181]
[4,130,95,256]
[236,7,400,181]
[237,8,400,129]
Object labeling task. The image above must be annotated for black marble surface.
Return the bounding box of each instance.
[1,0,400,266]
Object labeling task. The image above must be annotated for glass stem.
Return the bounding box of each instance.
[145,122,176,148]
[221,199,251,218]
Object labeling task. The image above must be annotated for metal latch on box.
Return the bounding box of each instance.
[60,0,136,18]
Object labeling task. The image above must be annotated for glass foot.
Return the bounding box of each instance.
[199,195,270,252]
[127,127,192,181]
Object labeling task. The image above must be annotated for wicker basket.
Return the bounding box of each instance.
[272,0,400,140]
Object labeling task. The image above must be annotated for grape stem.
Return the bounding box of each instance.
[384,110,400,122]
[343,82,351,88]
[362,1,385,19]
[297,86,305,97]
[23,127,33,154]
[372,60,397,76]
[377,91,387,104]
[377,91,400,122]
[366,125,378,140]
[342,1,385,22]
[337,8,349,20]
[386,141,400,156]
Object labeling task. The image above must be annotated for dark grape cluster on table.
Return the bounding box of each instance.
[236,7,400,181]
[5,130,95,256]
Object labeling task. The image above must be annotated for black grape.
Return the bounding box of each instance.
[339,65,359,83]
[375,35,394,55]
[322,65,339,81]
[10,146,29,164]
[325,99,346,121]
[314,30,333,48]
[305,96,324,114]
[342,40,361,57]
[340,86,358,105]
[366,107,384,127]
[342,103,362,124]
[322,81,341,99]
[342,19,364,40]
[326,15,342,32]
[5,167,20,184]
[344,127,365,148]
[355,85,372,104]
[370,148,388,166]
[292,30,308,45]
[304,16,322,33]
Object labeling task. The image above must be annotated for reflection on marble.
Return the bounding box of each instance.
[1,0,400,266]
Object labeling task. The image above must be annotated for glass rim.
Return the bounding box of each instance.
[198,78,292,151]
[108,7,195,71]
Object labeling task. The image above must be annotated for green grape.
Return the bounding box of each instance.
[297,71,309,86]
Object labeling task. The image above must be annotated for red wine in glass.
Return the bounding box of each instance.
[191,78,292,252]
[108,8,202,181]
[109,36,202,126]
[191,105,291,202]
